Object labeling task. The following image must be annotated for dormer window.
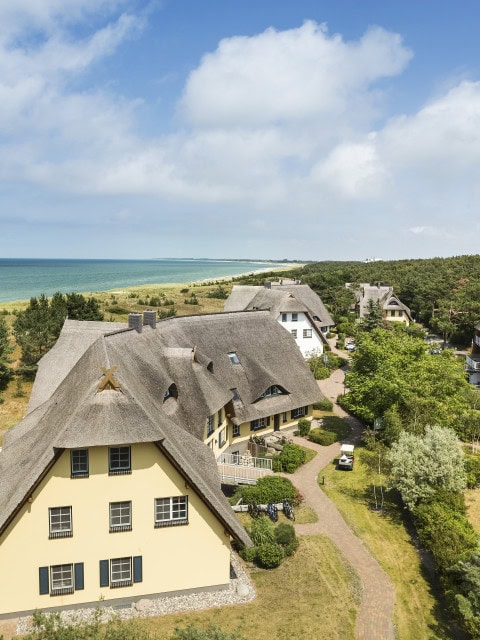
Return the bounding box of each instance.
[207,361,214,373]
[163,383,178,402]
[228,352,240,365]
[260,385,285,399]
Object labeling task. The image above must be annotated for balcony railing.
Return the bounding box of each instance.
[217,453,273,485]
[466,355,480,371]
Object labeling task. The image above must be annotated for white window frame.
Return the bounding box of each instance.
[155,496,189,527]
[228,352,240,364]
[292,406,307,419]
[109,446,131,475]
[219,427,227,448]
[207,414,215,436]
[110,557,132,588]
[71,449,89,478]
[251,417,266,431]
[50,563,74,595]
[291,329,297,338]
[49,506,73,539]
[303,328,313,338]
[291,313,298,322]
[109,501,132,532]
[281,313,287,322]
[232,423,240,437]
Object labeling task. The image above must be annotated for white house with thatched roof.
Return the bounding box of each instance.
[0,310,321,618]
[353,283,413,325]
[224,281,334,357]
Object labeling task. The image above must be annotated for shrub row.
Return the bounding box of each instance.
[412,491,480,638]
[308,428,336,446]
[313,398,334,412]
[231,476,301,506]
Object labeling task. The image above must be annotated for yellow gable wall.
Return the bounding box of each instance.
[0,443,231,616]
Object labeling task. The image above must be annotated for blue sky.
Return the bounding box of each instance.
[2,0,480,260]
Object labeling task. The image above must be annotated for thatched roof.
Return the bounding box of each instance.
[356,284,412,321]
[1,311,322,547]
[224,284,334,329]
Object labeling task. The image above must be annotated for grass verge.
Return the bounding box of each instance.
[142,536,358,640]
[320,446,453,640]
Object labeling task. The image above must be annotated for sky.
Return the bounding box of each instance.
[2,0,480,261]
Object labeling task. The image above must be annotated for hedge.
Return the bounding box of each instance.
[308,428,336,446]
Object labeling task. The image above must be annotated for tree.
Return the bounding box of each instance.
[14,292,104,369]
[360,298,384,331]
[341,328,471,435]
[387,425,466,510]
[0,316,12,390]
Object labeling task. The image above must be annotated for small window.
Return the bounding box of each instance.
[292,406,307,419]
[291,329,297,338]
[398,310,403,317]
[303,328,313,338]
[49,506,72,539]
[110,557,132,588]
[163,383,178,401]
[207,415,215,436]
[217,407,223,426]
[281,313,287,322]
[71,449,89,478]
[109,501,132,533]
[250,418,266,431]
[228,352,240,364]
[155,496,188,527]
[51,563,74,595]
[219,427,227,448]
[232,424,240,437]
[282,412,287,423]
[260,385,284,399]
[231,387,241,401]
[292,313,298,322]
[109,447,131,475]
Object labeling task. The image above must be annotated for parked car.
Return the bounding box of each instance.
[338,444,355,470]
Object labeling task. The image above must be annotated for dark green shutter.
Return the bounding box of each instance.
[133,556,143,583]
[74,563,84,590]
[290,410,295,420]
[39,566,49,595]
[266,416,270,426]
[99,560,109,587]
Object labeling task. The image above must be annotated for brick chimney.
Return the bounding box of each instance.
[143,310,157,329]
[128,313,142,333]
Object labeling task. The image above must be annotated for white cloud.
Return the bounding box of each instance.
[180,21,412,130]
[2,8,480,259]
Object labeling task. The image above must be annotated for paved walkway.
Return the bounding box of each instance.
[287,361,396,640]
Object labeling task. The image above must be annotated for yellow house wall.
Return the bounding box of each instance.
[0,443,231,616]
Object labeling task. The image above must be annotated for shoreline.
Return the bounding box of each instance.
[0,263,305,309]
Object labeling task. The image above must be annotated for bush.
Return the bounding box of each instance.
[180,288,189,294]
[297,418,311,436]
[233,475,299,506]
[278,443,307,473]
[271,456,283,472]
[275,522,296,546]
[239,546,258,563]
[313,398,334,412]
[283,539,300,557]
[105,306,130,314]
[308,428,336,446]
[250,516,275,546]
[465,455,480,488]
[206,286,228,299]
[256,542,284,568]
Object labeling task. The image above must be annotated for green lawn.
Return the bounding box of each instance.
[320,447,453,640]
[143,536,359,640]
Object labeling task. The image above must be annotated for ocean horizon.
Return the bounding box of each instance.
[0,258,287,304]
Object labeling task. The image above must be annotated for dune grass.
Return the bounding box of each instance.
[320,446,453,640]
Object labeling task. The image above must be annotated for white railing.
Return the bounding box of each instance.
[217,463,273,485]
[217,453,272,470]
[466,355,480,371]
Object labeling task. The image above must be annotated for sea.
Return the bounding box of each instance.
[0,258,285,304]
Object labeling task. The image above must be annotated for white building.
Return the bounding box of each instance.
[224,281,334,357]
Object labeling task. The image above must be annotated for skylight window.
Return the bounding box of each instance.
[228,352,240,365]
